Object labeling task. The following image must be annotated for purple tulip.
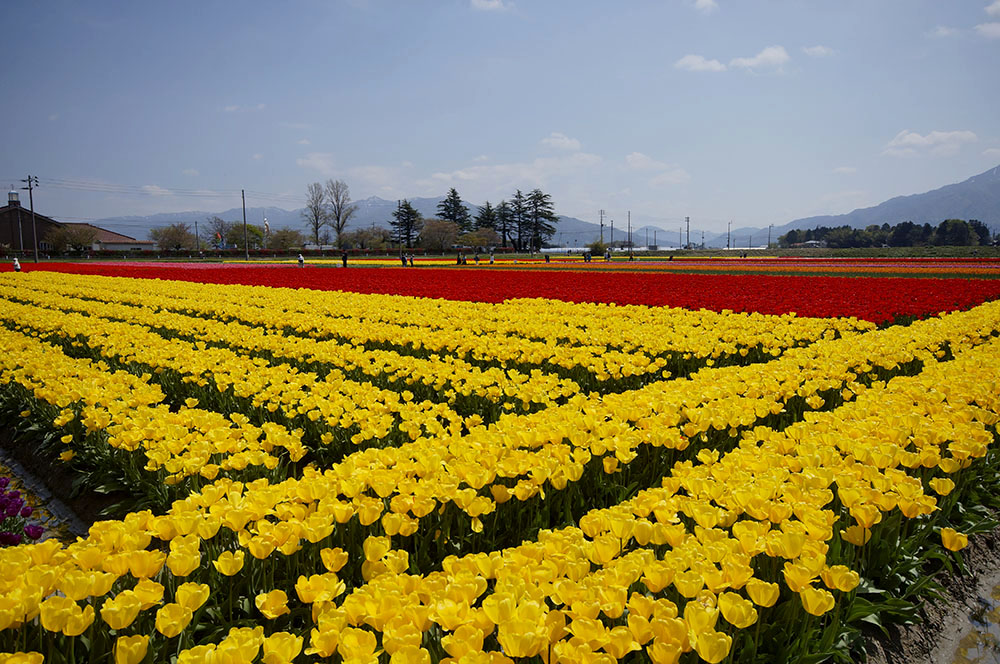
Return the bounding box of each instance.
[20,506,33,518]
[0,531,22,546]
[24,525,43,541]
[0,477,9,489]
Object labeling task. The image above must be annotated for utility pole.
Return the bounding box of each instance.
[727,221,732,250]
[701,230,704,248]
[654,230,657,248]
[627,210,631,248]
[685,216,690,249]
[599,209,605,244]
[195,219,200,253]
[679,227,682,248]
[645,227,648,249]
[610,220,614,247]
[768,224,773,248]
[242,189,249,261]
[21,175,39,263]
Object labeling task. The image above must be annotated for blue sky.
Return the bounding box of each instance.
[2,0,999,233]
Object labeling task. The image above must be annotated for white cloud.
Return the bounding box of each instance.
[252,153,263,160]
[297,152,338,176]
[297,139,310,145]
[470,0,508,10]
[730,45,790,71]
[625,152,667,171]
[540,132,582,151]
[48,113,59,121]
[625,153,689,185]
[650,168,691,186]
[473,155,489,162]
[929,25,961,38]
[223,103,265,113]
[833,166,856,174]
[802,45,834,57]
[984,147,1000,157]
[141,185,170,196]
[987,1,1000,16]
[674,54,727,72]
[431,152,602,192]
[182,168,200,177]
[883,129,978,157]
[693,0,718,14]
[975,22,1000,38]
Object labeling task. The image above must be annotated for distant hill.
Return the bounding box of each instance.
[90,164,1000,247]
[704,164,1000,247]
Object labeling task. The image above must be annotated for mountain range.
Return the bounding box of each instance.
[91,164,1000,248]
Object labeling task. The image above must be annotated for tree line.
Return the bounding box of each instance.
[145,182,562,253]
[391,187,559,251]
[779,219,996,249]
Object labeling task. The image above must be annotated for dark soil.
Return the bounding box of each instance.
[0,427,123,534]
[867,526,1000,663]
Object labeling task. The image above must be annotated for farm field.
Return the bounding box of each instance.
[1,262,1000,663]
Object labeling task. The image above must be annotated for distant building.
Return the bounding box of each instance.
[0,189,153,253]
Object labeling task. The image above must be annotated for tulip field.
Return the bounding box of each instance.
[1,263,1000,664]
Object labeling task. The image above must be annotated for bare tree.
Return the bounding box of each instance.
[325,179,358,249]
[45,225,98,253]
[302,182,328,246]
[205,216,232,248]
[420,219,460,253]
[149,223,197,250]
[269,228,306,252]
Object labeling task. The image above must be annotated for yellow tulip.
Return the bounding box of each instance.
[113,636,149,664]
[820,565,860,593]
[363,536,392,562]
[256,590,291,619]
[133,578,165,610]
[338,627,381,664]
[176,582,210,611]
[128,550,166,579]
[647,642,683,664]
[166,547,201,577]
[718,591,758,628]
[745,578,780,607]
[442,625,485,658]
[39,595,76,633]
[605,625,640,658]
[213,550,245,576]
[840,525,872,546]
[389,645,430,664]
[101,592,143,630]
[320,547,349,573]
[155,603,193,638]
[941,527,969,551]
[694,630,732,664]
[673,570,705,598]
[800,586,836,616]
[62,604,95,637]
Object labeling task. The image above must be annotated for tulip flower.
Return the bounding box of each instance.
[114,636,149,664]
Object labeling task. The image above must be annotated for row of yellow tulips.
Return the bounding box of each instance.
[2,273,873,386]
[0,326,306,486]
[3,311,993,663]
[1,282,581,414]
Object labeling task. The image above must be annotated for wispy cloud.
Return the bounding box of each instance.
[540,132,582,151]
[430,152,602,193]
[832,166,856,174]
[984,147,1000,158]
[182,168,200,177]
[988,0,1000,16]
[928,25,961,38]
[883,129,977,157]
[693,0,718,14]
[297,139,311,145]
[802,45,834,57]
[730,45,790,71]
[223,103,266,113]
[625,152,667,170]
[674,54,726,72]
[141,185,170,196]
[48,113,59,122]
[470,0,508,11]
[974,22,1000,38]
[252,153,264,161]
[625,153,690,186]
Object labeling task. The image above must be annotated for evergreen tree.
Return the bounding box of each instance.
[436,188,472,233]
[390,200,424,248]
[510,190,528,250]
[474,201,497,230]
[525,188,559,250]
[495,201,513,248]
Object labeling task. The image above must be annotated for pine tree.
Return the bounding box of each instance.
[510,190,528,250]
[436,188,472,233]
[525,188,559,250]
[495,200,513,248]
[390,200,424,248]
[474,201,496,230]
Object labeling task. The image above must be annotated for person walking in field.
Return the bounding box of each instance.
[297,253,304,268]
[341,251,348,268]
[400,253,407,267]
[13,258,20,272]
